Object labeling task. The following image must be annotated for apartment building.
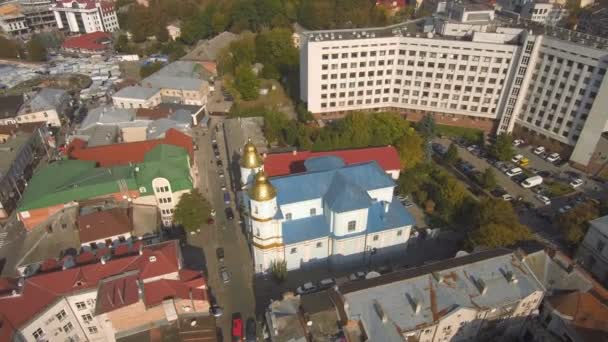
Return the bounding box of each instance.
[141,61,210,107]
[0,240,212,342]
[576,215,608,287]
[52,0,119,34]
[300,17,608,169]
[112,86,162,109]
[334,249,545,341]
[0,2,28,35]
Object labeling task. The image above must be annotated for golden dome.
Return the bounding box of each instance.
[240,141,263,169]
[249,171,276,201]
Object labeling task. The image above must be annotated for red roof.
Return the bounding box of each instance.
[77,208,133,244]
[96,272,140,314]
[263,146,401,177]
[68,128,193,167]
[0,240,180,332]
[62,32,111,52]
[376,0,407,8]
[143,278,207,307]
[55,0,113,10]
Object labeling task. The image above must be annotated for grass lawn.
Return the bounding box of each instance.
[226,77,296,119]
[436,124,484,144]
[545,180,575,197]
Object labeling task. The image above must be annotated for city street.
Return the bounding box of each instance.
[188,121,256,341]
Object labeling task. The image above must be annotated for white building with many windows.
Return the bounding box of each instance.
[52,0,119,33]
[240,143,414,274]
[300,18,608,169]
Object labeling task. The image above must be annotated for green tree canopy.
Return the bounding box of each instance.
[26,36,47,62]
[468,198,532,248]
[173,189,211,232]
[140,62,164,78]
[559,202,599,245]
[234,63,260,100]
[0,36,20,59]
[255,28,299,78]
[489,134,515,161]
[218,33,256,75]
[480,168,497,190]
[396,128,425,170]
[444,143,459,165]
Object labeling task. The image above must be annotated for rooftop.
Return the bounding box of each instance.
[0,95,23,119]
[0,130,34,178]
[20,88,67,114]
[263,146,402,177]
[548,291,608,341]
[340,249,544,333]
[80,106,136,131]
[62,31,112,51]
[113,85,160,100]
[266,294,307,342]
[590,215,608,237]
[269,161,395,206]
[141,61,210,90]
[77,207,133,244]
[182,31,239,62]
[68,128,193,167]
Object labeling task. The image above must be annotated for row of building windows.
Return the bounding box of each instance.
[321,98,495,113]
[323,61,507,74]
[322,50,510,63]
[158,197,172,204]
[287,230,404,254]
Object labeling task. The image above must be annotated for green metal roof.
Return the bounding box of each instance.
[19,144,193,212]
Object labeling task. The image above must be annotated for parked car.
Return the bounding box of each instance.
[211,305,223,317]
[216,247,225,262]
[570,178,584,189]
[511,154,524,163]
[232,313,243,341]
[220,267,230,283]
[546,153,560,163]
[318,278,336,290]
[518,158,530,167]
[513,139,525,146]
[533,146,546,155]
[555,159,568,167]
[535,194,551,206]
[296,282,318,295]
[219,169,225,178]
[466,144,478,152]
[207,217,215,225]
[521,175,543,188]
[558,205,572,214]
[502,194,514,201]
[537,170,552,178]
[210,209,216,217]
[245,318,256,342]
[498,163,513,173]
[224,191,231,204]
[506,167,523,177]
[348,271,367,281]
[217,160,223,168]
[225,207,235,220]
[512,173,527,183]
[491,187,507,197]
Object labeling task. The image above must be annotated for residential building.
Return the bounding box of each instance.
[112,86,162,109]
[576,215,608,287]
[15,88,71,127]
[17,142,195,229]
[335,249,545,341]
[62,31,112,54]
[262,146,402,180]
[0,240,212,342]
[52,0,119,34]
[0,123,49,219]
[0,94,25,126]
[300,17,608,169]
[19,0,57,32]
[240,141,414,274]
[141,61,211,107]
[520,1,568,25]
[77,207,134,248]
[0,2,28,35]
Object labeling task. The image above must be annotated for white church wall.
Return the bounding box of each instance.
[279,198,323,220]
[284,236,329,270]
[366,186,395,203]
[332,208,369,237]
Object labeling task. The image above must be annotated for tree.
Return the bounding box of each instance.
[0,36,20,59]
[489,134,514,161]
[234,63,259,100]
[269,259,287,282]
[26,36,47,62]
[444,143,458,165]
[263,110,289,144]
[115,34,130,53]
[155,25,170,42]
[255,28,299,78]
[417,113,436,141]
[173,189,211,232]
[559,202,599,245]
[140,62,164,78]
[368,112,409,146]
[468,198,532,248]
[480,168,497,190]
[296,103,314,123]
[396,128,425,170]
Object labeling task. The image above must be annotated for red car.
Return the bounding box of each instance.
[232,313,243,341]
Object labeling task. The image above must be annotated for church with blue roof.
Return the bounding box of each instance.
[239,141,415,274]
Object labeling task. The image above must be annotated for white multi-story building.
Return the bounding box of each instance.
[112,86,162,109]
[240,142,414,274]
[52,0,119,34]
[300,18,608,169]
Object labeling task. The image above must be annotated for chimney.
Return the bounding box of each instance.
[373,300,388,323]
[292,149,297,156]
[432,272,444,283]
[405,293,421,314]
[476,278,488,295]
[138,244,144,255]
[149,255,157,262]
[383,201,390,213]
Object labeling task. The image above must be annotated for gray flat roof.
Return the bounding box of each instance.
[0,132,32,177]
[341,249,544,333]
[591,215,608,237]
[113,86,159,100]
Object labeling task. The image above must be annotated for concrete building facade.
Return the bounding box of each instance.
[576,215,608,287]
[52,0,119,34]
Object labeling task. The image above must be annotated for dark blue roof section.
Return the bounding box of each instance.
[270,161,395,206]
[304,156,345,173]
[282,215,330,245]
[324,173,372,213]
[367,197,416,233]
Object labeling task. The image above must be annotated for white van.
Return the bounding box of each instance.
[521,175,543,188]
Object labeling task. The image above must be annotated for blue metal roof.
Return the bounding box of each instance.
[324,173,372,213]
[367,198,416,233]
[270,161,394,206]
[282,215,329,245]
[304,156,345,173]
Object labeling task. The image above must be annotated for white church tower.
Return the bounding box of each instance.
[248,171,283,273]
[240,139,263,188]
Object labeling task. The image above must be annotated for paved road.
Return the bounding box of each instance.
[188,122,256,342]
